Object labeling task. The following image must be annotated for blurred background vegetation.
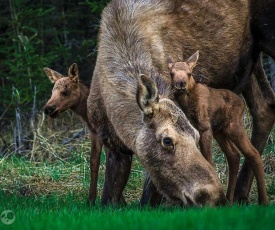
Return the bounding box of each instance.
[0,0,108,120]
[0,0,109,155]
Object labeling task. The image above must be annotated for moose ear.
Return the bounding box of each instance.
[186,50,199,71]
[194,128,200,147]
[43,67,63,83]
[136,74,159,117]
[68,63,79,84]
[167,55,175,69]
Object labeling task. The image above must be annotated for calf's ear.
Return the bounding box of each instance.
[68,63,79,84]
[186,50,199,71]
[167,55,175,69]
[136,74,159,117]
[43,68,63,83]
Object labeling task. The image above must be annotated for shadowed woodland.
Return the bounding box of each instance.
[0,0,108,153]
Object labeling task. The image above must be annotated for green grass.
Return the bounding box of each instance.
[0,193,275,230]
[0,153,144,202]
[1,113,274,229]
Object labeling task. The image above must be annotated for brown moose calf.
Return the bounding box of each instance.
[43,64,102,205]
[168,51,268,205]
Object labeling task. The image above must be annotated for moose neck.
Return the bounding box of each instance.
[174,79,201,111]
[71,82,90,126]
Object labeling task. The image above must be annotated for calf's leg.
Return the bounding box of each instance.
[215,133,240,204]
[232,129,268,205]
[199,129,214,166]
[88,133,102,204]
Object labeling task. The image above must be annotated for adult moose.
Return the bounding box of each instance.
[88,0,275,205]
[87,2,228,206]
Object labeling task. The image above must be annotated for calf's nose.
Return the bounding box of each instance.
[44,106,56,115]
[175,81,186,90]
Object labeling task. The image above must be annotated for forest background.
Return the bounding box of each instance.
[0,0,110,154]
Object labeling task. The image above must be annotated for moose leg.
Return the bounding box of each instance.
[111,152,132,204]
[101,149,113,205]
[140,172,163,207]
[232,127,269,205]
[234,74,275,203]
[214,133,240,204]
[101,149,132,206]
[199,129,214,166]
[88,133,102,205]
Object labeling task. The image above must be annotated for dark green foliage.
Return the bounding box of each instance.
[263,53,275,92]
[0,0,109,118]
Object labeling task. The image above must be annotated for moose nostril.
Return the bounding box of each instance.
[175,81,185,89]
[44,106,55,115]
[195,189,210,205]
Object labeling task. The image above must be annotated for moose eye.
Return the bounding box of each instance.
[162,137,173,147]
[61,91,69,96]
[187,73,192,77]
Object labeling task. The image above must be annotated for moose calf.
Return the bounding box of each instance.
[168,51,268,205]
[43,64,103,205]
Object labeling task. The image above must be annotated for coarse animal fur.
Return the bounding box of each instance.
[89,66,226,206]
[88,0,275,205]
[169,51,268,205]
[43,64,116,205]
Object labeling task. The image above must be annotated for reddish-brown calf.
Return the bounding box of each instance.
[168,51,268,205]
[43,63,102,205]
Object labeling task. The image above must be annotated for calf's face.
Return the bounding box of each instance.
[136,74,226,207]
[43,63,80,118]
[168,51,199,92]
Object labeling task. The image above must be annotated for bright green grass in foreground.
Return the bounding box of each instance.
[0,193,275,230]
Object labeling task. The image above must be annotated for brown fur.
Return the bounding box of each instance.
[89,70,226,206]
[169,51,268,205]
[43,64,104,205]
[88,0,275,205]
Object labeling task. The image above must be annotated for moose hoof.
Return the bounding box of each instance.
[234,195,250,205]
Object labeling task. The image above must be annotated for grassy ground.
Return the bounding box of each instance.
[0,112,275,229]
[0,192,275,230]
